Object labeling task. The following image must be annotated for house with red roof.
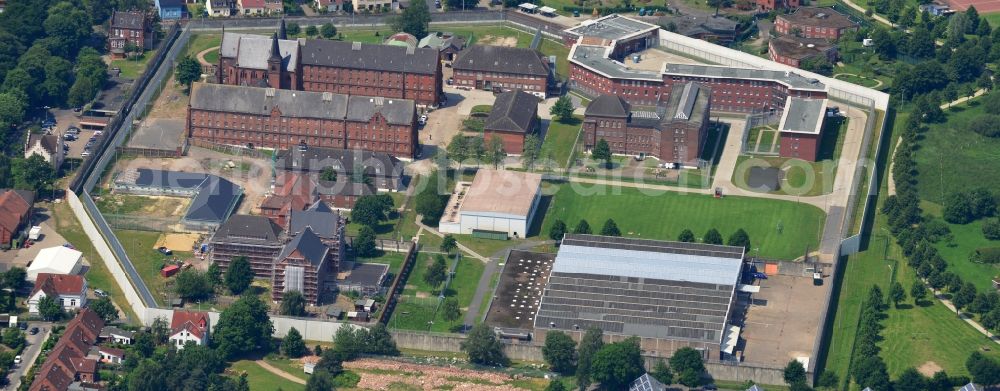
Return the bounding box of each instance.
[28,273,88,315]
[169,310,210,349]
[29,309,104,391]
[0,189,33,248]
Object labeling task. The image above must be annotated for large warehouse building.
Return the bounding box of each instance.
[534,234,746,358]
[438,169,542,239]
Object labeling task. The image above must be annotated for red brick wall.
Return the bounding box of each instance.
[484,130,527,154]
[779,131,819,161]
[452,69,548,97]
[318,194,360,210]
[300,65,441,106]
[775,17,855,39]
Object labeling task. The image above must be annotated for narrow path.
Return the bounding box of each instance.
[832,73,884,88]
[414,215,490,262]
[932,290,1000,345]
[939,88,986,109]
[464,259,499,327]
[839,0,893,27]
[254,360,307,385]
[196,46,220,67]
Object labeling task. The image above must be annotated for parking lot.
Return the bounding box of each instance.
[740,274,829,368]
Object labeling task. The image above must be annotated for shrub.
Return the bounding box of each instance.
[968,114,1000,137]
[984,218,1000,240]
[970,247,1000,264]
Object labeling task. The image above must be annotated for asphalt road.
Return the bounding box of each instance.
[6,323,51,390]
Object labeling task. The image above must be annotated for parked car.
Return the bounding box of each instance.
[93,130,103,137]
[81,149,91,157]
[68,126,81,134]
[18,322,27,330]
[13,355,21,365]
[158,247,172,255]
[64,133,77,141]
[418,114,428,125]
[29,327,38,335]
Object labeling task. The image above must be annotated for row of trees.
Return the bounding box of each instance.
[306,323,399,390]
[548,218,622,240]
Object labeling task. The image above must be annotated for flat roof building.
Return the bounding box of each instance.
[775,7,859,40]
[112,169,243,231]
[439,170,542,239]
[778,97,827,161]
[534,234,746,358]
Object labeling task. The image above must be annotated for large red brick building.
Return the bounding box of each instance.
[756,0,799,11]
[582,82,712,166]
[484,90,539,154]
[778,97,827,161]
[216,21,443,107]
[452,45,552,98]
[108,10,152,59]
[775,7,859,40]
[768,35,838,68]
[186,83,418,158]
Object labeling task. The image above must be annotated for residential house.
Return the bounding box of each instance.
[154,0,185,19]
[206,0,233,16]
[108,10,151,59]
[93,346,126,364]
[453,45,551,98]
[28,273,88,315]
[264,0,283,13]
[0,189,33,248]
[28,309,104,391]
[418,32,466,62]
[919,3,955,16]
[24,134,65,169]
[756,0,799,11]
[238,0,267,14]
[99,326,135,345]
[272,227,336,304]
[314,0,344,12]
[169,310,210,349]
[483,90,539,154]
[352,0,394,12]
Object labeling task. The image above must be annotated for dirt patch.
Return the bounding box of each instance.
[146,74,189,119]
[153,233,203,252]
[478,35,517,47]
[344,358,531,391]
[918,361,943,377]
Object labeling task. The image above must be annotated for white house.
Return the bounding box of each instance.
[206,0,233,16]
[314,0,342,12]
[99,326,135,345]
[438,169,542,239]
[24,134,64,169]
[28,273,87,314]
[93,346,126,364]
[169,310,210,349]
[28,246,83,281]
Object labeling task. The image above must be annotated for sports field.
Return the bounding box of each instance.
[539,184,825,260]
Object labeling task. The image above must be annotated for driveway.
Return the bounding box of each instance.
[7,322,52,390]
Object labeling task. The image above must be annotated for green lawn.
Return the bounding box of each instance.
[392,253,485,332]
[541,116,582,169]
[913,102,1000,203]
[229,360,304,391]
[539,183,825,260]
[184,34,222,60]
[921,201,1000,291]
[114,229,194,307]
[110,49,158,79]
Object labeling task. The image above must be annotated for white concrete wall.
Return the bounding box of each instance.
[144,307,361,342]
[459,213,528,238]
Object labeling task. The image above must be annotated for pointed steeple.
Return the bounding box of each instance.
[278,18,287,40]
[269,33,281,62]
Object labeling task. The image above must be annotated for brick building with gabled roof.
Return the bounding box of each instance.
[108,10,152,58]
[0,189,33,248]
[29,309,104,391]
[452,45,552,98]
[209,214,284,279]
[775,7,859,40]
[273,227,337,304]
[484,90,539,154]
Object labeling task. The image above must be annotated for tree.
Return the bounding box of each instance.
[953,282,977,311]
[966,352,1000,385]
[911,280,928,304]
[280,290,307,317]
[853,355,890,391]
[447,134,469,167]
[461,323,509,366]
[441,235,458,254]
[651,359,674,385]
[175,55,202,90]
[282,327,307,358]
[703,228,723,245]
[969,188,997,218]
[2,328,24,351]
[320,166,337,182]
[424,255,448,290]
[677,229,695,243]
[928,370,952,391]
[43,2,91,58]
[0,93,26,127]
[542,331,576,374]
[784,359,807,385]
[889,281,906,308]
[320,23,337,39]
[545,381,567,391]
[37,295,63,321]
[984,218,1000,240]
[207,262,222,286]
[521,134,542,170]
[486,136,506,169]
[600,219,621,237]
[364,324,399,355]
[2,267,25,291]
[574,219,591,235]
[305,25,319,37]
[354,225,379,258]
[416,190,446,225]
[442,297,462,321]
[335,326,364,359]
[90,296,119,322]
[550,96,575,123]
[213,294,274,359]
[591,338,644,390]
[669,347,706,387]
[549,220,567,242]
[286,22,301,36]
[799,56,834,76]
[225,256,254,295]
[175,269,213,301]
[726,228,751,251]
[352,195,391,228]
[305,369,337,391]
[592,139,612,168]
[817,371,838,389]
[870,27,897,59]
[575,327,604,391]
[317,344,345,375]
[151,316,170,344]
[391,2,430,38]
[12,155,54,193]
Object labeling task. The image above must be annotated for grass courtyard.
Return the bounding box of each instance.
[539,183,825,260]
[109,49,158,79]
[913,102,1000,204]
[114,229,195,307]
[391,252,485,332]
[229,360,304,391]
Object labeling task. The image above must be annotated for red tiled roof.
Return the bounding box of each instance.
[29,309,104,391]
[240,0,266,7]
[31,273,86,298]
[70,357,97,373]
[0,190,30,235]
[171,310,209,340]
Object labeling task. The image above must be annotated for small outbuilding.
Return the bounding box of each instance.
[28,246,83,281]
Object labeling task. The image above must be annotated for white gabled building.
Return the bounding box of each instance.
[169,310,210,349]
[28,273,87,314]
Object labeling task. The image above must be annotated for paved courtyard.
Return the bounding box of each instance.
[740,274,828,368]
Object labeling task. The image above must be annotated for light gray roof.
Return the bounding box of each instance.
[658,14,738,37]
[565,14,660,41]
[100,326,136,339]
[275,146,403,177]
[453,45,550,77]
[418,33,465,51]
[300,39,439,75]
[278,227,330,269]
[585,95,631,117]
[779,97,826,135]
[111,10,145,30]
[220,33,299,72]
[958,383,983,391]
[769,35,836,61]
[553,234,744,285]
[629,373,667,391]
[571,45,662,81]
[778,7,859,30]
[665,82,709,124]
[189,83,415,125]
[485,90,538,134]
[664,64,826,91]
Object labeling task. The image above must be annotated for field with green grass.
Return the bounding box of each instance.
[184,34,221,60]
[539,183,825,259]
[391,253,485,332]
[110,49,158,79]
[734,116,847,197]
[541,116,582,169]
[920,202,1000,292]
[913,103,1000,204]
[229,360,304,391]
[114,229,194,307]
